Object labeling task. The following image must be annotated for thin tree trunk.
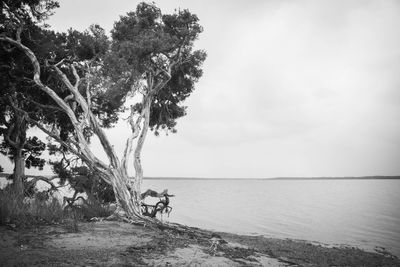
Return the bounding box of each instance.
[132,96,152,205]
[13,148,25,196]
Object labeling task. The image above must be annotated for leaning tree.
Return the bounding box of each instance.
[0,1,206,221]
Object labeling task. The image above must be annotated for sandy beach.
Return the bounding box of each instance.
[1,220,398,266]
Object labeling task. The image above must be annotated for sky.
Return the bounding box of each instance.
[1,0,400,178]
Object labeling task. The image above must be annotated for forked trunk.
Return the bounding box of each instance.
[106,170,147,220]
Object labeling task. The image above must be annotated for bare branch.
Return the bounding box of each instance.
[121,107,142,174]
[64,94,74,102]
[52,62,121,169]
[0,37,103,167]
[0,31,121,209]
[86,80,91,110]
[16,26,22,43]
[54,58,66,67]
[153,77,171,94]
[150,52,182,95]
[51,64,77,94]
[25,97,64,112]
[0,36,78,119]
[71,64,80,88]
[27,175,60,191]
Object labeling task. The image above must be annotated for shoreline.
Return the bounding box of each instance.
[2,173,400,180]
[1,220,399,266]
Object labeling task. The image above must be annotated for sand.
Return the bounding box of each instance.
[0,220,398,266]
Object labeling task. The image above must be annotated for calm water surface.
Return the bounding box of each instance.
[143,179,400,257]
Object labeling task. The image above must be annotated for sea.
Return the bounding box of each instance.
[2,176,399,257]
[143,178,400,257]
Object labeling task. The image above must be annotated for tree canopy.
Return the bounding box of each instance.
[106,3,207,135]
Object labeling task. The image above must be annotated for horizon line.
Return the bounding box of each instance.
[0,173,399,180]
[143,175,400,180]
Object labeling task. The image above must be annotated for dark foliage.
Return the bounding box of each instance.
[107,2,207,135]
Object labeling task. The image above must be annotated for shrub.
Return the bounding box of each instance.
[0,186,115,230]
[0,188,65,227]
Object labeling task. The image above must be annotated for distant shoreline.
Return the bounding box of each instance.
[144,176,400,180]
[1,173,399,180]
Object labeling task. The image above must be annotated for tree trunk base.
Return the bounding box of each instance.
[102,205,154,225]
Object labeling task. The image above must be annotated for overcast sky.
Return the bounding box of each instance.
[2,0,400,178]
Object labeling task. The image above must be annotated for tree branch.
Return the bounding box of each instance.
[71,64,80,88]
[27,118,81,156]
[51,62,121,169]
[27,175,60,191]
[5,96,26,149]
[4,122,18,148]
[54,58,66,67]
[86,80,91,110]
[25,97,64,112]
[0,37,115,173]
[121,107,142,174]
[151,54,181,95]
[0,36,79,121]
[63,94,74,102]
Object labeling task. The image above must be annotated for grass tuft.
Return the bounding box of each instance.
[0,188,65,227]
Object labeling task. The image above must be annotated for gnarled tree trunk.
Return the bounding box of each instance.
[4,105,28,197]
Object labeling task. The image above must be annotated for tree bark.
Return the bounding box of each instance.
[132,96,152,204]
[4,102,28,197]
[12,148,25,196]
[109,169,142,217]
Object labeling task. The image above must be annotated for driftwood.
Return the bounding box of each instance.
[141,189,174,218]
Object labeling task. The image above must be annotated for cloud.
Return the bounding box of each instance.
[171,0,400,176]
[2,0,398,178]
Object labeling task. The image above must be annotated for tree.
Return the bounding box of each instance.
[0,2,206,221]
[0,42,51,196]
[105,3,206,212]
[0,0,58,195]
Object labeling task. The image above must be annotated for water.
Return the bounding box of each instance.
[143,179,400,257]
[2,177,399,256]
